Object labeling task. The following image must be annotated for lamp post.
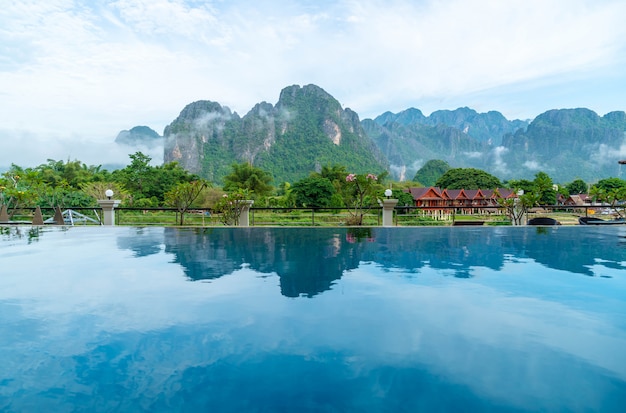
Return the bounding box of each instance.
[381,189,397,227]
[97,189,121,225]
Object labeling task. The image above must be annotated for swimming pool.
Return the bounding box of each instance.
[1,226,625,412]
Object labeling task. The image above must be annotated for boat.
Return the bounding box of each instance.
[578,216,626,225]
[527,217,561,225]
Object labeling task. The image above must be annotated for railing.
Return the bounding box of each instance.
[0,204,620,226]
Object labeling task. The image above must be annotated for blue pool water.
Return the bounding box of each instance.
[1,226,625,412]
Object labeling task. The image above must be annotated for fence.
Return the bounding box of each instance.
[0,204,619,226]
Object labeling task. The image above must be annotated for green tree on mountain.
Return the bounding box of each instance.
[413,160,450,187]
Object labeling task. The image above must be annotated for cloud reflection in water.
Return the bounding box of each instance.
[0,226,625,412]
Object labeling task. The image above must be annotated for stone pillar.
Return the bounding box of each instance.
[0,205,9,223]
[97,199,121,225]
[238,200,254,227]
[382,199,398,227]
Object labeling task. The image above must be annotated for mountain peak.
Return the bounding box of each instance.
[115,125,162,148]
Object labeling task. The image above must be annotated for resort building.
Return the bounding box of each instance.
[404,186,518,218]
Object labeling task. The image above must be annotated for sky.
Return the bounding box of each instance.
[1,0,626,168]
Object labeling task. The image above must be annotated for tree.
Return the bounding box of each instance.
[0,166,40,217]
[37,183,95,209]
[80,182,130,205]
[213,191,248,226]
[343,173,383,225]
[435,168,502,189]
[390,189,415,207]
[506,179,534,194]
[121,152,152,196]
[36,159,107,189]
[590,177,626,218]
[565,179,588,195]
[508,172,557,205]
[165,180,209,225]
[496,190,541,225]
[532,172,556,205]
[112,152,199,205]
[592,177,626,193]
[413,160,451,187]
[291,176,337,207]
[313,164,348,192]
[222,162,274,198]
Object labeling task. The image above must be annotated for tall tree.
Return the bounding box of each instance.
[533,172,556,205]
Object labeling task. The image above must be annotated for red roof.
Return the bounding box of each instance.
[493,188,516,199]
[464,189,485,200]
[407,187,519,201]
[443,189,466,200]
[407,187,445,200]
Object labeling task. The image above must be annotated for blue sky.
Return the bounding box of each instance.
[1,0,625,167]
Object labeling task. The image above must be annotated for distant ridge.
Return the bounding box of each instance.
[110,84,625,184]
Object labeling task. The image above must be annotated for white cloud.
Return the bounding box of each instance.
[492,146,509,175]
[590,136,626,166]
[523,160,544,171]
[464,152,483,159]
[0,128,163,168]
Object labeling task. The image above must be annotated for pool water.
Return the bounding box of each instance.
[1,226,625,412]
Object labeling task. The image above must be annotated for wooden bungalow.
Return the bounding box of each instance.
[564,194,591,206]
[405,186,520,216]
[442,189,468,211]
[405,187,450,219]
[463,189,486,213]
[563,194,592,213]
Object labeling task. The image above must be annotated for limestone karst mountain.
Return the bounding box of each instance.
[163,84,387,184]
[114,83,626,184]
